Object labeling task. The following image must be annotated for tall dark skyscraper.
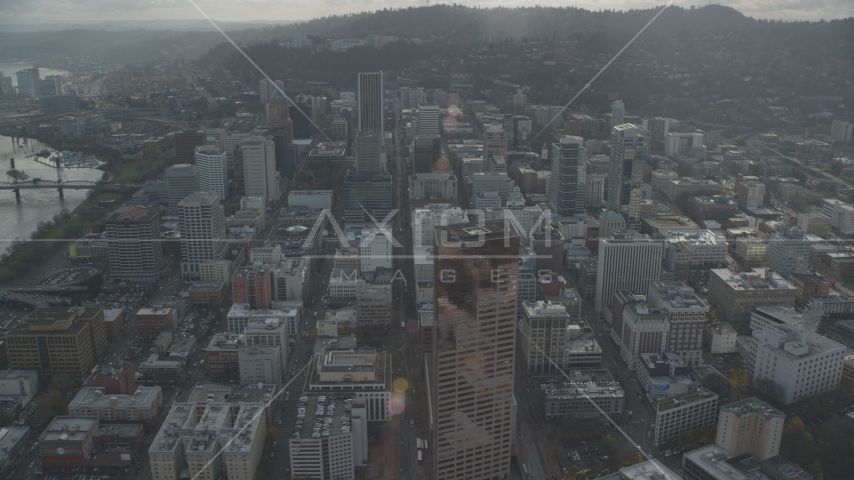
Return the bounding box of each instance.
[548,135,586,216]
[431,220,519,480]
[413,135,441,174]
[607,124,649,217]
[358,72,384,141]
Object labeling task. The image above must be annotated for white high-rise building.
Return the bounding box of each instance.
[179,191,226,279]
[664,132,704,157]
[194,145,228,201]
[416,105,440,137]
[355,131,383,173]
[766,225,810,277]
[595,231,663,316]
[748,323,846,404]
[611,100,624,131]
[357,72,383,141]
[831,119,853,143]
[549,135,586,216]
[408,172,457,199]
[469,172,515,206]
[240,135,279,202]
[359,227,393,273]
[585,174,606,209]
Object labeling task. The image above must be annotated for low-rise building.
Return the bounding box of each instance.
[188,280,229,308]
[328,268,365,301]
[102,309,125,340]
[704,323,738,354]
[636,352,694,400]
[135,307,177,339]
[83,364,137,396]
[356,284,392,327]
[205,333,243,382]
[67,386,163,425]
[707,268,797,327]
[238,345,282,387]
[0,426,31,472]
[653,390,718,445]
[227,302,301,337]
[539,371,625,418]
[305,349,392,421]
[682,445,813,480]
[149,402,267,480]
[39,417,145,470]
[0,370,39,406]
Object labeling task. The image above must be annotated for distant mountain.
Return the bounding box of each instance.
[0,19,296,33]
[0,5,850,70]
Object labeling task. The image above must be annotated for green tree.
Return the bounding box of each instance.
[729,369,751,399]
[781,417,815,466]
[830,160,843,176]
[267,426,280,440]
[50,374,78,396]
[603,434,618,456]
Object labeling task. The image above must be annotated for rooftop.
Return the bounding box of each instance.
[40,417,99,442]
[291,395,355,440]
[711,268,795,291]
[188,383,275,405]
[657,390,717,412]
[720,397,784,419]
[69,386,161,409]
[539,371,624,401]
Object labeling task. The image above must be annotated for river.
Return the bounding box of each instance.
[0,135,103,254]
[0,62,70,87]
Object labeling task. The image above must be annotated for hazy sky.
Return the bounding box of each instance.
[1,0,852,25]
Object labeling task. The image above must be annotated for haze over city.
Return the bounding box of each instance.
[0,3,852,480]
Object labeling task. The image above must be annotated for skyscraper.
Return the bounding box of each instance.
[266,91,293,142]
[482,125,507,164]
[343,172,393,225]
[357,72,383,141]
[355,131,383,173]
[240,135,279,202]
[194,145,229,201]
[413,135,441,174]
[259,78,285,106]
[15,68,39,98]
[166,164,199,216]
[174,129,207,164]
[179,191,226,279]
[606,124,648,222]
[416,105,440,137]
[611,99,625,130]
[595,231,663,316]
[105,207,165,282]
[431,220,519,480]
[548,135,586,216]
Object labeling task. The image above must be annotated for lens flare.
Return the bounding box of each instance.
[390,392,406,415]
[393,377,409,393]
